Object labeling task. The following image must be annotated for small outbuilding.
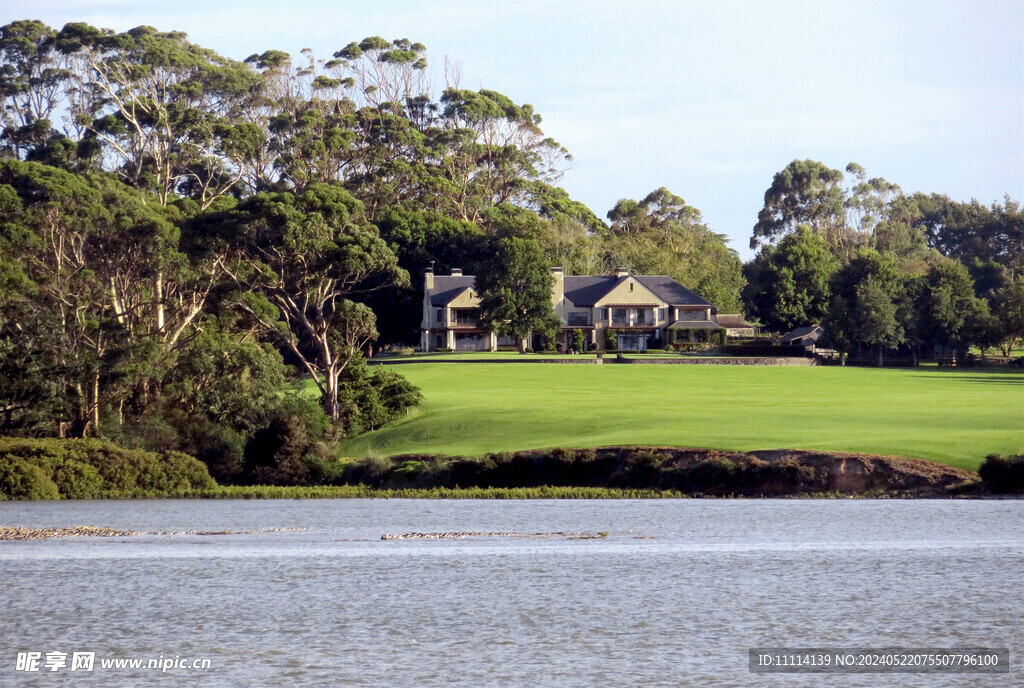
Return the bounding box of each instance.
[780,324,824,351]
[714,313,756,337]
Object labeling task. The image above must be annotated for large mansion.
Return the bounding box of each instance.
[421,266,730,352]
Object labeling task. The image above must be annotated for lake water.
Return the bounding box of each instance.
[1,499,1021,687]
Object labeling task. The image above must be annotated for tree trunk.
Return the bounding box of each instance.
[91,372,100,433]
[153,271,165,335]
[877,347,883,367]
[323,368,341,421]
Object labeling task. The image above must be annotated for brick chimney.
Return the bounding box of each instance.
[424,264,434,292]
[450,268,463,276]
[614,266,629,278]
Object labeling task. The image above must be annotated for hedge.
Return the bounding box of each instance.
[0,437,216,500]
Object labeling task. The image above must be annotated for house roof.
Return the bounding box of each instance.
[562,274,713,308]
[635,276,713,308]
[429,275,476,306]
[780,324,823,342]
[666,320,724,330]
[563,275,621,306]
[715,314,753,329]
[428,272,716,309]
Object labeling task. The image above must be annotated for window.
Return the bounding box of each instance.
[568,312,589,326]
[635,309,648,325]
[436,308,444,324]
[658,308,667,322]
[600,308,609,321]
[612,308,628,325]
[453,308,478,325]
[628,282,634,292]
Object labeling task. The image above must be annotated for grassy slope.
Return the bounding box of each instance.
[335,364,1024,470]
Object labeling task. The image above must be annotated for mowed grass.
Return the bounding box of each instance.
[335,364,1024,470]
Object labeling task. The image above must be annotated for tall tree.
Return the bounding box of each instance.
[0,20,67,158]
[823,248,908,364]
[0,160,169,435]
[742,226,839,332]
[990,280,1024,355]
[605,188,745,312]
[903,193,1024,271]
[477,235,561,352]
[853,276,904,366]
[54,22,263,207]
[192,183,408,420]
[917,258,993,362]
[751,159,847,252]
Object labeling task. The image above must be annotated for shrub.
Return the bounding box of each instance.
[0,457,60,500]
[50,459,105,499]
[611,450,664,487]
[680,457,738,493]
[242,414,313,486]
[979,454,1024,493]
[572,329,586,353]
[342,455,393,487]
[604,329,618,350]
[390,460,429,486]
[0,438,216,499]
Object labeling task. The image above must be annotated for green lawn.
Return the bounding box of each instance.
[335,364,1024,470]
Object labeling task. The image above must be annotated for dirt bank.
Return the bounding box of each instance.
[382,446,979,497]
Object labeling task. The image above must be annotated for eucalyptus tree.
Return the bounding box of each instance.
[193,183,408,420]
[436,87,571,222]
[52,22,263,208]
[843,162,903,237]
[0,20,68,158]
[902,193,1024,272]
[0,161,171,434]
[605,188,744,311]
[752,160,848,252]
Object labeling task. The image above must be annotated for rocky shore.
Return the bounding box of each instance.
[0,526,308,540]
[0,526,139,540]
[380,531,609,540]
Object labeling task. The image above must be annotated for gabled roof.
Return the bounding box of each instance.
[430,272,715,309]
[563,274,713,308]
[780,324,823,342]
[667,320,723,330]
[563,275,621,306]
[429,275,476,306]
[634,276,712,307]
[715,314,753,329]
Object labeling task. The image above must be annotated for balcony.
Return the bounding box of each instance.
[450,309,480,328]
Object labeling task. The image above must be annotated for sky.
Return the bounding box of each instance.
[3,0,1022,260]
